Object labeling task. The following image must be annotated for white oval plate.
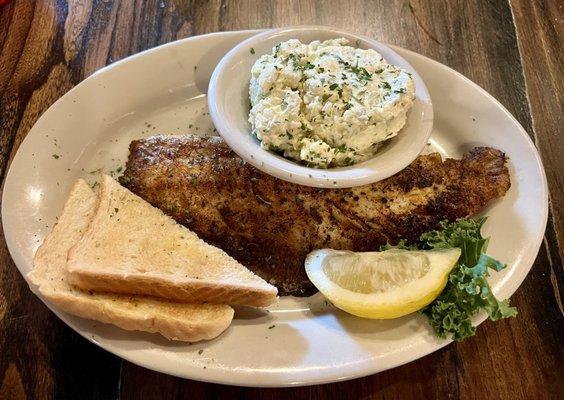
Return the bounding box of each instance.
[2,30,548,387]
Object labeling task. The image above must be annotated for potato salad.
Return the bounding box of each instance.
[249,38,415,168]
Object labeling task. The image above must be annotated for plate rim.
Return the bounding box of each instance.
[1,29,548,387]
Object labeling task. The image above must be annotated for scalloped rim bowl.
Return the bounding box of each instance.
[208,25,433,188]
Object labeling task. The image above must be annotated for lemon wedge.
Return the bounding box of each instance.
[305,248,461,319]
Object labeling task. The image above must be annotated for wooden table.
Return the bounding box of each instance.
[0,1,562,398]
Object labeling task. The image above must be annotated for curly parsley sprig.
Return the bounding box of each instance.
[383,218,517,341]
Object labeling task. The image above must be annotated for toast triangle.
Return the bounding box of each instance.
[29,179,234,342]
[67,175,278,307]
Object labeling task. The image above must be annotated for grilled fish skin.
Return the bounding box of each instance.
[120,135,511,296]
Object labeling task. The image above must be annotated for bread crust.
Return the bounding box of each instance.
[30,179,234,342]
[41,289,234,341]
[67,270,277,307]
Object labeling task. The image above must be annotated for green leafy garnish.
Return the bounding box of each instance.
[334,144,348,154]
[384,218,517,341]
[273,43,281,57]
[349,64,372,82]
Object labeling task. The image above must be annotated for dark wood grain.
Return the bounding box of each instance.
[0,2,124,400]
[0,1,562,399]
[510,0,564,255]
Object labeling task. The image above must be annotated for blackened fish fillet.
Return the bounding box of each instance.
[120,135,510,296]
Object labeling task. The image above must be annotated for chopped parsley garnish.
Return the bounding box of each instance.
[329,83,339,90]
[52,154,60,159]
[322,93,332,103]
[336,57,350,67]
[382,81,391,90]
[286,53,314,71]
[349,65,372,82]
[300,122,313,135]
[250,47,255,54]
[334,144,347,153]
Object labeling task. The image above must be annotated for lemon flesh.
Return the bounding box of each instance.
[305,248,461,319]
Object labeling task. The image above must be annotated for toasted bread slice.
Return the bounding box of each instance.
[29,179,234,342]
[67,175,278,307]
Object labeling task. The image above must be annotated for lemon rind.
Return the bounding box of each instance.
[305,248,461,319]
